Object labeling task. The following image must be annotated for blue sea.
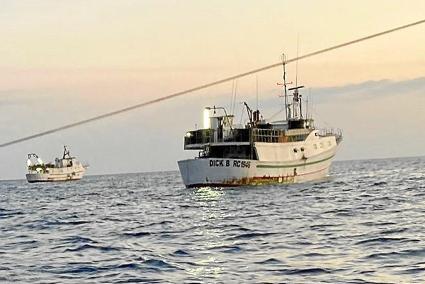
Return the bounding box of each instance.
[1,156,424,283]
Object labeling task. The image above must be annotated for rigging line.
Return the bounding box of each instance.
[1,18,424,149]
[266,108,285,121]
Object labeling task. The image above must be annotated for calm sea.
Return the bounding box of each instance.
[1,157,424,283]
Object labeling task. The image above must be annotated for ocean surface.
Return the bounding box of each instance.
[1,156,424,283]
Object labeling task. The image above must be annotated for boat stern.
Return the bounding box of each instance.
[178,158,255,188]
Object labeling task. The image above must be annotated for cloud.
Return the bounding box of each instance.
[256,77,425,108]
[1,76,424,180]
[311,77,425,102]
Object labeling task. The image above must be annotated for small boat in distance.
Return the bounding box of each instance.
[26,146,87,183]
[178,55,342,188]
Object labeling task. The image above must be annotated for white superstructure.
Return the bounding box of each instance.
[26,146,87,183]
[178,56,342,188]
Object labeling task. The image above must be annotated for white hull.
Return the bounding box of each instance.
[26,167,85,183]
[178,150,335,187]
[178,132,339,188]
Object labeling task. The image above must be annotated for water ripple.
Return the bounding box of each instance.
[0,157,425,283]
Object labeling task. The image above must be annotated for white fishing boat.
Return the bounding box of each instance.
[26,146,87,183]
[178,56,342,188]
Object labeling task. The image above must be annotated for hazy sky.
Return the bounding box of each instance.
[0,1,424,180]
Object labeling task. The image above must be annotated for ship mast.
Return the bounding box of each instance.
[289,38,304,120]
[282,53,289,121]
[288,85,304,119]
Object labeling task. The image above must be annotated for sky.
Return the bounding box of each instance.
[0,0,424,180]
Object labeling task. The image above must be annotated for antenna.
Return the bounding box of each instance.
[282,53,288,121]
[231,80,238,115]
[291,35,302,119]
[288,35,302,120]
[256,74,259,111]
[229,80,235,115]
[306,88,311,119]
[295,34,300,88]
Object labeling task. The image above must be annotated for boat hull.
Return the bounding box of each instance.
[26,168,85,183]
[178,148,337,188]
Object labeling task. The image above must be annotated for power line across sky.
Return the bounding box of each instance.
[1,19,424,149]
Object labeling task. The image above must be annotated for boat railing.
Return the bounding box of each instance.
[318,128,343,143]
[185,128,251,149]
[253,128,312,143]
[251,128,283,143]
[185,127,314,148]
[186,128,287,146]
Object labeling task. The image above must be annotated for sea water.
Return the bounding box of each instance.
[0,156,424,283]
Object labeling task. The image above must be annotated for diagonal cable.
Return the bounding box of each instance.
[1,19,424,148]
